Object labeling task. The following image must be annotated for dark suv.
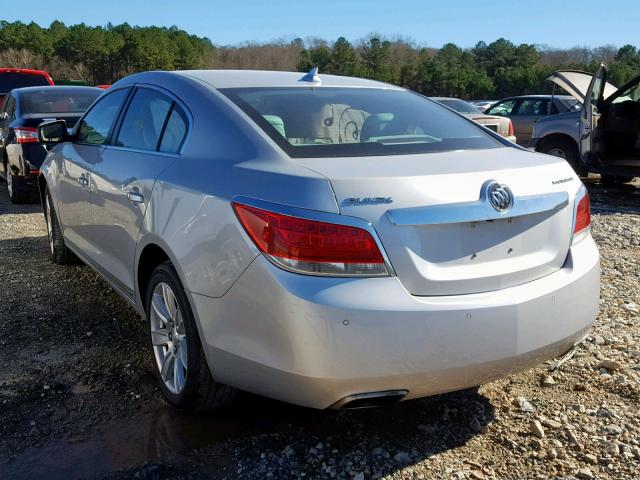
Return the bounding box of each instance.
[0,86,102,203]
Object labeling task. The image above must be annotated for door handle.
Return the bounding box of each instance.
[128,191,144,203]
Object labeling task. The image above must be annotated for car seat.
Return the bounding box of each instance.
[360,113,395,142]
[262,114,286,138]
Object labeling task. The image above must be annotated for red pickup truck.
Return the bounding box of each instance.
[0,68,55,104]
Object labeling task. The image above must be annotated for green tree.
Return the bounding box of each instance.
[297,43,331,72]
[329,37,358,76]
[360,37,392,81]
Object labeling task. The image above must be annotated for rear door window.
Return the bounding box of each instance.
[76,88,129,145]
[513,99,550,116]
[115,88,173,151]
[2,96,16,121]
[486,100,516,117]
[159,105,188,153]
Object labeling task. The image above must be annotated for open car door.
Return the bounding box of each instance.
[579,63,608,172]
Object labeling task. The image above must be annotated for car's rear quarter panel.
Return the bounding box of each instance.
[136,73,340,302]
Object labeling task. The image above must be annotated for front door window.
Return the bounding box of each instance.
[76,89,129,145]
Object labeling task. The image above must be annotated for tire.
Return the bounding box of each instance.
[538,137,581,174]
[43,188,75,265]
[458,386,480,397]
[146,262,236,412]
[6,170,30,204]
[600,174,635,186]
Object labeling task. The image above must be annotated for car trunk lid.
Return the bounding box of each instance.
[296,147,577,296]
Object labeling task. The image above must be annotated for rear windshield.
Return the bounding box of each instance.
[220,87,502,158]
[0,72,50,93]
[434,98,482,114]
[21,90,101,114]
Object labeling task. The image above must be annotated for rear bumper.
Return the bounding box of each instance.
[190,236,600,409]
[5,143,43,190]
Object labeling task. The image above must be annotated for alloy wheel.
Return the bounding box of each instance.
[6,169,13,198]
[546,147,567,159]
[150,282,188,394]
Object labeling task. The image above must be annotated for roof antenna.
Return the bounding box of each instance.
[300,66,321,84]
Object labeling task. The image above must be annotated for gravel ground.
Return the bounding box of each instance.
[0,178,639,480]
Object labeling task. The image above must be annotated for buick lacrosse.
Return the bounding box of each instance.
[37,69,600,411]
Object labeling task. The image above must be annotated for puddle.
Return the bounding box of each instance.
[4,394,324,480]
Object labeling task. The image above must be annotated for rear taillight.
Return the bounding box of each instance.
[15,127,39,144]
[507,119,515,137]
[233,202,389,277]
[572,185,591,239]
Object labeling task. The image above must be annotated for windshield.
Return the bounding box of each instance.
[558,97,581,112]
[0,72,50,93]
[434,98,482,114]
[21,90,101,114]
[221,87,502,158]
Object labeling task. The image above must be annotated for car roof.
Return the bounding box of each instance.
[499,94,576,101]
[172,69,403,90]
[12,85,103,95]
[0,68,50,76]
[430,97,467,101]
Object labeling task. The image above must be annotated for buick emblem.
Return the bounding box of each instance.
[486,182,514,212]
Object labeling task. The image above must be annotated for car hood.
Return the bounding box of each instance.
[547,70,617,103]
[535,109,581,124]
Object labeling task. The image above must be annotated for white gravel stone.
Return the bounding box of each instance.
[530,420,546,439]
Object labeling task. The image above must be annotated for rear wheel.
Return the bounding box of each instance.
[539,137,581,174]
[146,262,235,412]
[6,170,30,204]
[44,188,75,265]
[600,174,635,186]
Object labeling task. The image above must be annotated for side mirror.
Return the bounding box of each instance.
[38,120,68,143]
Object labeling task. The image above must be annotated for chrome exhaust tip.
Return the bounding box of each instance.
[331,389,409,410]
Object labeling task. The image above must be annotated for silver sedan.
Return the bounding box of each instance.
[37,70,600,411]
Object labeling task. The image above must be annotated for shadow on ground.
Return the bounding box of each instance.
[6,390,495,480]
[584,176,640,215]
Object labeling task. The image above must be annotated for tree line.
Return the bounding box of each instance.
[1,20,639,99]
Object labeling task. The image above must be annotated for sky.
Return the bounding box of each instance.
[2,0,638,49]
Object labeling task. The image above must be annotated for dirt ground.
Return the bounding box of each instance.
[0,178,639,480]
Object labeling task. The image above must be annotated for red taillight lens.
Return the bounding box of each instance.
[507,119,515,137]
[573,187,591,236]
[233,202,388,276]
[15,127,39,144]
